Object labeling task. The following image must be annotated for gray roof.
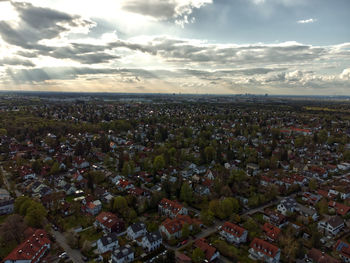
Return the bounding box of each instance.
[327,216,344,228]
[281,197,297,210]
[130,222,146,233]
[113,245,133,260]
[100,232,118,246]
[145,231,162,243]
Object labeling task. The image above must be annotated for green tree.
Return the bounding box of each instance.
[50,161,60,175]
[24,202,47,228]
[309,178,317,191]
[182,223,190,239]
[113,196,128,213]
[200,209,214,226]
[153,155,166,171]
[180,183,193,204]
[204,146,216,163]
[192,248,205,263]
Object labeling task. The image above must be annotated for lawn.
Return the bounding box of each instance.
[0,214,9,224]
[213,239,255,263]
[79,227,103,242]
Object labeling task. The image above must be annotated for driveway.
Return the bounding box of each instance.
[51,230,84,263]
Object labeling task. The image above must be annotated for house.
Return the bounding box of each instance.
[95,212,125,234]
[306,248,340,263]
[262,223,281,242]
[263,210,288,228]
[141,231,162,252]
[194,238,220,262]
[194,185,210,196]
[297,205,319,222]
[328,201,350,216]
[0,189,14,215]
[249,238,281,263]
[246,163,259,176]
[97,232,119,254]
[158,198,188,218]
[127,222,147,240]
[159,215,194,240]
[318,216,344,236]
[302,192,322,206]
[260,176,274,187]
[334,240,350,262]
[277,197,297,216]
[111,245,134,263]
[84,200,102,216]
[219,222,248,244]
[176,253,192,263]
[3,229,51,263]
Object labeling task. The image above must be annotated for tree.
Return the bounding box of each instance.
[50,161,60,175]
[182,223,190,239]
[204,146,216,163]
[0,214,27,244]
[65,230,79,249]
[180,183,193,204]
[192,248,205,263]
[113,196,128,213]
[200,209,214,226]
[153,155,165,171]
[24,202,47,228]
[309,178,317,191]
[316,198,329,215]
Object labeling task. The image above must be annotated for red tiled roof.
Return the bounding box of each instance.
[221,222,246,238]
[3,229,50,262]
[262,223,281,241]
[161,218,182,234]
[250,238,279,258]
[96,212,122,229]
[159,198,184,214]
[328,201,350,216]
[194,238,217,261]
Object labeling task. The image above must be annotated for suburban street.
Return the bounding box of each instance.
[0,165,21,197]
[51,230,84,263]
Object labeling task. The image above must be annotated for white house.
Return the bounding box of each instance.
[158,198,188,218]
[127,222,147,240]
[97,233,119,254]
[141,231,162,252]
[277,197,297,216]
[220,222,248,244]
[318,216,344,236]
[249,238,280,263]
[111,245,134,263]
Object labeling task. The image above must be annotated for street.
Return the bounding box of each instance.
[0,165,21,197]
[51,230,84,263]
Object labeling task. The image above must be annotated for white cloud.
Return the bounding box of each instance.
[120,0,212,26]
[297,18,317,24]
[340,68,350,80]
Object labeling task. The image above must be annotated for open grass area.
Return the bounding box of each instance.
[0,214,9,224]
[213,239,255,263]
[79,227,103,242]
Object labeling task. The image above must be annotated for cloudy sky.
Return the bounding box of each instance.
[0,0,349,95]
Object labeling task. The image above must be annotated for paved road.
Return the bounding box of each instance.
[0,165,21,197]
[51,230,84,263]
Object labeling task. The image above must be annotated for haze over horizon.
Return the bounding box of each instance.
[0,0,349,95]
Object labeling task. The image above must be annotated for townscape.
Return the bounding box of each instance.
[1,93,350,263]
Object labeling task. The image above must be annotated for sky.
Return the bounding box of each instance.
[0,0,349,95]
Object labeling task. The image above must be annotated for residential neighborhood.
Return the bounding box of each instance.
[1,94,350,263]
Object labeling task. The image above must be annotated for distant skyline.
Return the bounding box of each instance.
[0,0,349,95]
